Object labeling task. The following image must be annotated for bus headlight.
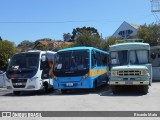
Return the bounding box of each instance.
[81,74,88,80]
[111,71,118,76]
[30,77,38,82]
[141,70,149,76]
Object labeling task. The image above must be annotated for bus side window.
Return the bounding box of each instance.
[96,51,101,66]
[92,50,97,68]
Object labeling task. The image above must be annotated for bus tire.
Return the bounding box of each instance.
[43,82,49,93]
[141,85,148,94]
[61,89,68,94]
[106,77,109,84]
[93,79,98,91]
[13,91,21,96]
[112,85,118,94]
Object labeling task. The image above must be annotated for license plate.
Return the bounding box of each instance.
[66,83,73,86]
[125,81,133,85]
[15,83,23,86]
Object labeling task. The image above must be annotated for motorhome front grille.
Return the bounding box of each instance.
[12,79,27,88]
[118,71,141,76]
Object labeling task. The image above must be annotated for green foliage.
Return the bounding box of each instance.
[35,44,48,51]
[104,37,120,51]
[71,26,100,41]
[138,23,160,46]
[0,40,17,70]
[17,40,34,48]
[63,33,72,42]
[73,30,101,47]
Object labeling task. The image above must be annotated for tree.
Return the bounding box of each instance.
[34,44,48,51]
[138,23,160,46]
[73,28,101,48]
[0,40,17,70]
[71,26,100,41]
[63,33,72,42]
[17,40,34,48]
[103,37,120,51]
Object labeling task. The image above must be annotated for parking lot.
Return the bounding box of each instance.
[0,82,160,112]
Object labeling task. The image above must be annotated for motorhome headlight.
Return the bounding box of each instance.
[141,70,149,76]
[111,71,118,76]
[81,74,88,80]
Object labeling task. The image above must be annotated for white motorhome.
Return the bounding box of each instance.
[5,50,56,95]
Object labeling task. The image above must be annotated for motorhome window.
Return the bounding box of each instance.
[130,50,149,64]
[111,50,128,65]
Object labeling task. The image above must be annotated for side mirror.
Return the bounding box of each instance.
[41,55,46,62]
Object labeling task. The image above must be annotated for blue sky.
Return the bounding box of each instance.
[0,0,158,45]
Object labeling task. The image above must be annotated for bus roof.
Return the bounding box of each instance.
[15,50,56,55]
[109,42,150,51]
[58,46,109,54]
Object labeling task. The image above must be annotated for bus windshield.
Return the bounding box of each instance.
[111,50,148,66]
[54,50,89,77]
[7,52,40,73]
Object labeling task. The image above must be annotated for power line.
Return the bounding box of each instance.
[0,20,102,24]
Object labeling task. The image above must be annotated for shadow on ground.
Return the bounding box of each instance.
[0,84,147,97]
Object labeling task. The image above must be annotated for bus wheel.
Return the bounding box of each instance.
[141,85,148,94]
[61,89,68,94]
[112,85,118,94]
[92,80,98,91]
[43,82,49,93]
[13,91,21,96]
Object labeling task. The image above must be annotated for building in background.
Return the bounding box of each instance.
[112,21,140,39]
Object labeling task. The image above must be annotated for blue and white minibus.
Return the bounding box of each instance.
[6,50,56,95]
[53,47,109,93]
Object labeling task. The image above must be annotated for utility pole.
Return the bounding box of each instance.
[150,0,160,23]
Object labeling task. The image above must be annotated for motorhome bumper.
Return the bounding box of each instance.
[109,81,149,85]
